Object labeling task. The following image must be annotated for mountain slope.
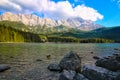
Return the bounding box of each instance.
[92,27,120,40]
[0,12,103,31]
[60,27,120,41]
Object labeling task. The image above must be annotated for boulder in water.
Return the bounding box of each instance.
[95,57,120,71]
[0,64,10,72]
[59,70,76,80]
[59,51,82,73]
[82,65,120,80]
[48,63,61,71]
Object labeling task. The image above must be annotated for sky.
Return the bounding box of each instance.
[0,0,120,27]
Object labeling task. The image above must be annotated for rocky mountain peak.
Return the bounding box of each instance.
[0,12,103,31]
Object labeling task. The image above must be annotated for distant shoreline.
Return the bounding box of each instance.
[0,42,119,44]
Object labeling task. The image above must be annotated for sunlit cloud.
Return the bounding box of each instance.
[0,0,103,21]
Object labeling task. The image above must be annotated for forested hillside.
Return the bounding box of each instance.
[0,21,119,43]
[60,27,120,41]
[0,23,47,42]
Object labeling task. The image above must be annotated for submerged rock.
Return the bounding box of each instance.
[114,48,119,50]
[46,54,51,59]
[93,56,101,60]
[36,59,42,61]
[48,63,61,71]
[90,52,94,54]
[82,65,120,80]
[59,51,82,73]
[95,56,120,71]
[0,64,10,72]
[59,70,76,80]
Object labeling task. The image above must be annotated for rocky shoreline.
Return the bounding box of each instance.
[48,51,120,80]
[1,50,120,80]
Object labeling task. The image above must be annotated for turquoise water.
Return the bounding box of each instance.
[0,43,120,80]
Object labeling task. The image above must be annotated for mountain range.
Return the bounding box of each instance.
[0,12,103,31]
[0,12,120,43]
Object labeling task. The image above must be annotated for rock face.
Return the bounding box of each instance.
[66,17,102,31]
[0,12,103,31]
[59,51,81,73]
[59,70,76,80]
[82,65,120,80]
[0,65,10,72]
[95,54,120,71]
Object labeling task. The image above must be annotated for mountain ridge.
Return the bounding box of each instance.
[0,12,103,31]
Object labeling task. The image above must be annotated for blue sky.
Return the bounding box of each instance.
[53,0,120,27]
[85,0,120,27]
[0,0,120,27]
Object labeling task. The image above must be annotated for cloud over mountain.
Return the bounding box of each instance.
[0,0,103,21]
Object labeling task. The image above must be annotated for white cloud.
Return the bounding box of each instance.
[74,5,103,21]
[43,1,75,20]
[0,0,103,21]
[0,0,22,12]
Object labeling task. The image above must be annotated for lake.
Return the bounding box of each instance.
[0,43,120,80]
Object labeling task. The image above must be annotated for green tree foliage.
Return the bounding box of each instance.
[47,36,114,43]
[48,36,80,43]
[0,23,47,42]
[79,38,114,43]
[61,27,120,41]
[0,25,24,42]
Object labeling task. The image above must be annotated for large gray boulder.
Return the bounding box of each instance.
[82,65,120,80]
[0,64,10,72]
[95,55,120,71]
[59,70,76,80]
[59,51,82,73]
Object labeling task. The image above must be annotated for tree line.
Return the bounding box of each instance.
[0,24,47,42]
[47,36,115,43]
